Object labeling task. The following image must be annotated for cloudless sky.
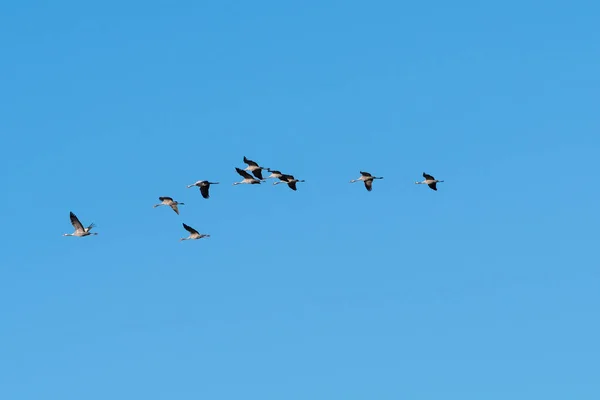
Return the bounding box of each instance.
[1,0,599,398]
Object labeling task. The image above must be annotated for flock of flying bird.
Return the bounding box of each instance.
[63,156,445,241]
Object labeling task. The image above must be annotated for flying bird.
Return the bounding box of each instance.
[416,172,444,191]
[63,211,98,237]
[233,167,263,185]
[186,180,219,199]
[265,168,285,180]
[180,223,210,241]
[273,173,305,191]
[243,156,268,180]
[350,171,383,191]
[153,196,185,214]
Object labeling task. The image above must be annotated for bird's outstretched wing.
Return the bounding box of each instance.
[159,196,173,202]
[243,156,258,167]
[428,182,438,191]
[360,171,372,177]
[423,172,435,180]
[235,167,254,179]
[69,212,85,233]
[200,185,210,199]
[279,174,294,182]
[252,169,264,180]
[288,181,297,191]
[364,180,373,191]
[182,223,199,235]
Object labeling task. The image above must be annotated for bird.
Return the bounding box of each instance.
[153,196,185,214]
[186,180,219,199]
[233,167,263,185]
[273,173,305,191]
[265,168,285,180]
[180,223,210,241]
[416,172,444,191]
[243,156,268,180]
[350,171,383,191]
[63,211,98,237]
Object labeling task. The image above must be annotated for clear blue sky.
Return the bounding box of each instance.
[1,0,599,398]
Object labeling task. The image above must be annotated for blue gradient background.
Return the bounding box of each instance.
[1,1,599,399]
